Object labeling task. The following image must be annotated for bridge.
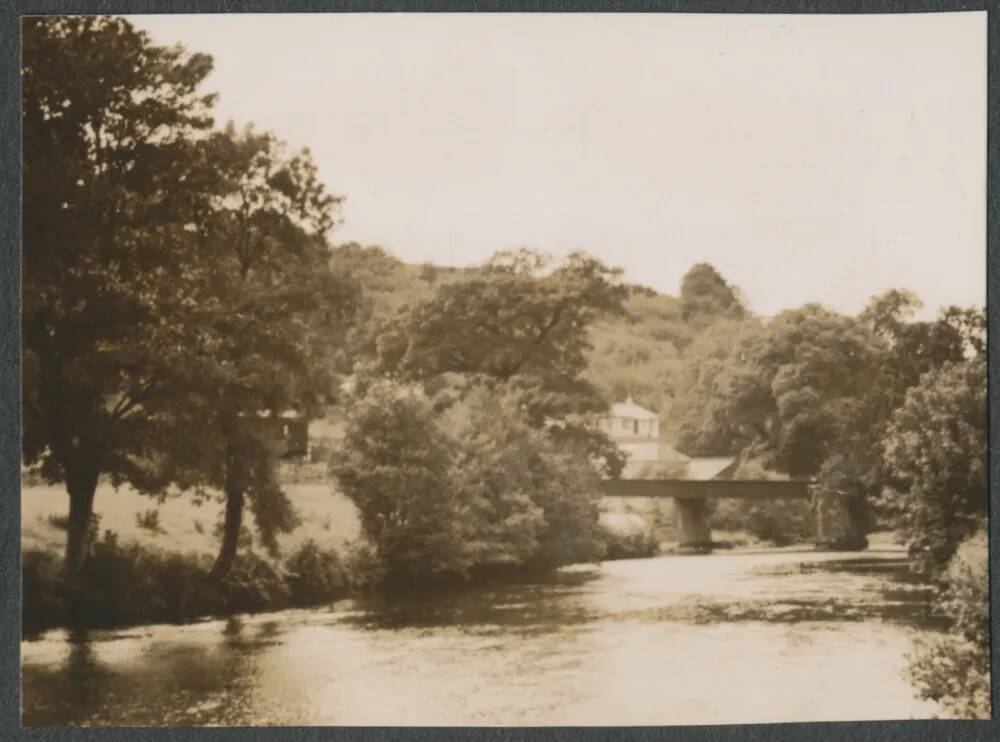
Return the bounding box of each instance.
[598,478,865,553]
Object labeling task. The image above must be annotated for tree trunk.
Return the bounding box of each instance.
[64,466,99,577]
[211,444,248,580]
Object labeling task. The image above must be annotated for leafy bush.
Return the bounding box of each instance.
[332,381,472,585]
[880,358,987,573]
[22,531,355,633]
[908,527,989,719]
[67,531,218,629]
[22,549,67,635]
[599,514,659,560]
[332,380,607,587]
[218,551,290,614]
[284,540,347,606]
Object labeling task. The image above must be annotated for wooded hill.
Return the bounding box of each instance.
[331,243,738,446]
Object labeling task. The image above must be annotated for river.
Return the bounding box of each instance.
[22,542,946,726]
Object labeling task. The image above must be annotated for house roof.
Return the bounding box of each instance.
[683,457,737,481]
[609,400,658,421]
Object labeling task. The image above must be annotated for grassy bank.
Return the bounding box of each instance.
[22,480,362,556]
[21,478,366,636]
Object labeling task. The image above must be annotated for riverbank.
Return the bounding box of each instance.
[20,481,908,637]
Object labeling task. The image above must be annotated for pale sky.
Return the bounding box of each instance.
[133,12,986,319]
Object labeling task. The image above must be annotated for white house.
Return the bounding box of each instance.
[598,399,735,480]
[597,398,661,463]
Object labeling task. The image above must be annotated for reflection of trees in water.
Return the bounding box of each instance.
[61,629,103,718]
[24,618,292,726]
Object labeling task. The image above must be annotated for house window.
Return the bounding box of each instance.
[633,419,639,434]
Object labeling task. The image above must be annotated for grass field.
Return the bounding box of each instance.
[22,478,362,558]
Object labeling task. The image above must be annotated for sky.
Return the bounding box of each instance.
[133,12,986,319]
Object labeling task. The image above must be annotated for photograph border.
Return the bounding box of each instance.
[1,1,997,740]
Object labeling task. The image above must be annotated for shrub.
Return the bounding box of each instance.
[22,530,348,633]
[880,358,987,573]
[218,551,290,614]
[908,527,989,719]
[284,540,347,606]
[68,531,218,628]
[340,541,386,592]
[333,380,608,587]
[332,381,475,585]
[22,549,67,635]
[599,514,658,560]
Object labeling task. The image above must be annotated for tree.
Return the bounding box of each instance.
[332,379,607,585]
[21,17,218,574]
[672,318,770,457]
[880,357,987,572]
[442,383,605,571]
[679,262,746,327]
[672,305,881,477]
[375,249,628,474]
[331,381,473,584]
[138,124,355,579]
[845,292,976,513]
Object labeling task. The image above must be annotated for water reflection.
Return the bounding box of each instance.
[23,547,944,726]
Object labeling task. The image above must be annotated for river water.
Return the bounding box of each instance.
[22,544,946,726]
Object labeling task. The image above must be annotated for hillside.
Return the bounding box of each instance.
[330,244,709,446]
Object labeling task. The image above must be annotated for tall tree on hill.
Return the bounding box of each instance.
[375,248,628,474]
[139,125,357,579]
[679,262,747,327]
[21,17,218,574]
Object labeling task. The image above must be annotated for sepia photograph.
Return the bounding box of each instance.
[17,9,990,727]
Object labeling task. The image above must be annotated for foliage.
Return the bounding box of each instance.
[135,509,164,534]
[374,249,627,475]
[673,306,881,477]
[21,16,220,572]
[328,243,458,369]
[23,533,356,634]
[679,262,747,328]
[599,514,660,560]
[880,358,987,572]
[331,382,471,584]
[135,122,357,578]
[332,380,607,586]
[846,292,979,514]
[672,319,769,457]
[908,527,990,719]
[586,287,687,417]
[283,540,348,606]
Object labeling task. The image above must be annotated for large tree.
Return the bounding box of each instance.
[880,357,987,572]
[375,249,629,473]
[843,291,977,509]
[22,17,218,574]
[673,305,881,477]
[138,125,356,579]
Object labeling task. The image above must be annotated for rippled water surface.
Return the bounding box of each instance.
[22,545,945,726]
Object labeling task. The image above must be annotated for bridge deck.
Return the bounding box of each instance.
[599,479,812,500]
